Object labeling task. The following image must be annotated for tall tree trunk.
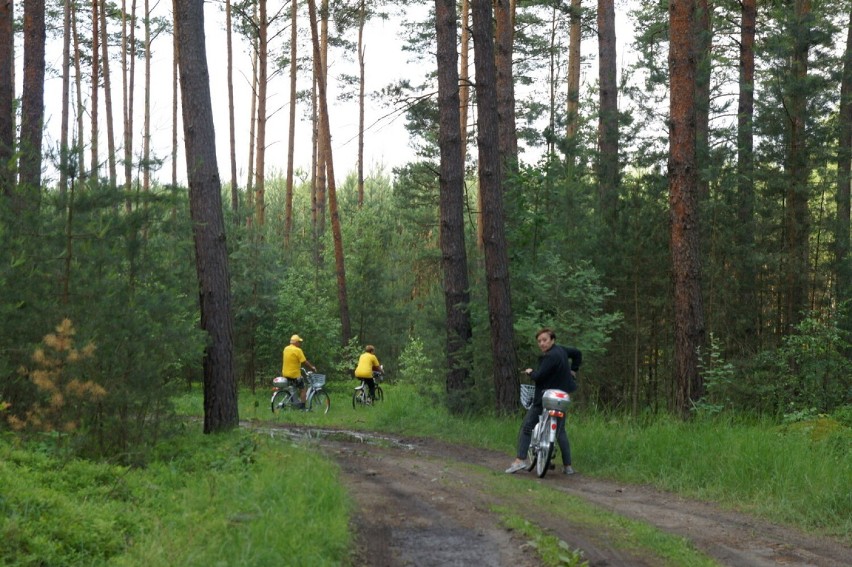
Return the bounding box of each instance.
[435,0,473,406]
[0,0,13,198]
[459,0,470,166]
[566,0,581,143]
[783,0,811,332]
[694,0,711,202]
[309,0,351,343]
[99,0,117,189]
[356,0,365,206]
[314,0,329,236]
[735,0,757,349]
[597,0,618,227]
[226,0,238,217]
[171,0,178,188]
[90,0,100,179]
[246,15,257,200]
[284,0,297,247]
[174,0,239,434]
[471,0,519,414]
[494,0,517,172]
[72,4,86,180]
[837,10,852,307]
[142,0,150,193]
[254,0,268,226]
[18,0,46,204]
[59,0,72,194]
[669,0,705,417]
[123,0,137,201]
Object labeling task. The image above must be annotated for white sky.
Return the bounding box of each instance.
[31,2,632,188]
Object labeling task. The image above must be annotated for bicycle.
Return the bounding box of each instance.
[271,368,331,414]
[520,384,571,478]
[352,370,384,408]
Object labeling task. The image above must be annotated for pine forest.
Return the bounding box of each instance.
[1,0,851,453]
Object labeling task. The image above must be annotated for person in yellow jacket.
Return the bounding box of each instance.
[354,345,382,403]
[282,335,316,408]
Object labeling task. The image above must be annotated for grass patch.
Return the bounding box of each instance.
[1,429,350,567]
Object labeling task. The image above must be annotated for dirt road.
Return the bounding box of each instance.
[266,424,850,567]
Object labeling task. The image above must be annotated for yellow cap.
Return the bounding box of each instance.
[290,334,303,343]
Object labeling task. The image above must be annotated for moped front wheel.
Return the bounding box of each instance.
[308,389,331,414]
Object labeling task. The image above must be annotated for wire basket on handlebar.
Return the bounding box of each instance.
[306,373,326,387]
[520,384,535,410]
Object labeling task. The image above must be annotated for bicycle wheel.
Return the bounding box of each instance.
[271,390,288,413]
[309,389,331,414]
[352,388,364,409]
[374,385,383,403]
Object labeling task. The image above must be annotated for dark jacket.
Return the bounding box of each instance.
[530,344,582,403]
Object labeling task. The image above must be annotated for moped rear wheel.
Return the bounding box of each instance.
[535,441,553,478]
[526,422,541,471]
[271,390,288,413]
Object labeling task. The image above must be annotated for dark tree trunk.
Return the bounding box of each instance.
[836,10,852,310]
[0,0,12,199]
[19,0,46,203]
[694,0,711,202]
[59,0,72,193]
[435,0,473,405]
[494,0,517,172]
[783,0,811,332]
[471,0,519,414]
[735,0,757,350]
[668,0,705,417]
[174,0,239,433]
[597,0,618,227]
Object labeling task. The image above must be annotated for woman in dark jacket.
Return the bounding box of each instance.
[505,328,581,475]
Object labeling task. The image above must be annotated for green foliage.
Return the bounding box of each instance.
[398,335,437,386]
[0,429,350,567]
[694,333,736,416]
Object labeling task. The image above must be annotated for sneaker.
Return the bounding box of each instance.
[505,461,527,474]
[563,465,575,475]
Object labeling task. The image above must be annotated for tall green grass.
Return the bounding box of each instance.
[225,381,851,541]
[0,430,350,567]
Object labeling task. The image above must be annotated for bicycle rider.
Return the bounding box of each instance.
[505,328,582,475]
[282,334,317,409]
[354,345,382,404]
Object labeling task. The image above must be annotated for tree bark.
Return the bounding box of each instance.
[668,0,705,417]
[566,0,581,143]
[142,0,151,193]
[837,9,852,307]
[459,0,470,166]
[123,0,137,202]
[597,0,618,227]
[72,4,86,180]
[59,0,72,194]
[494,0,517,172]
[435,0,473,404]
[99,0,116,189]
[254,0,268,226]
[284,0,297,246]
[471,0,519,414]
[357,0,366,206]
[19,0,46,202]
[0,0,13,198]
[783,0,811,331]
[735,0,757,349]
[90,0,100,179]
[308,0,352,344]
[174,0,239,433]
[694,0,711,202]
[226,0,238,217]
